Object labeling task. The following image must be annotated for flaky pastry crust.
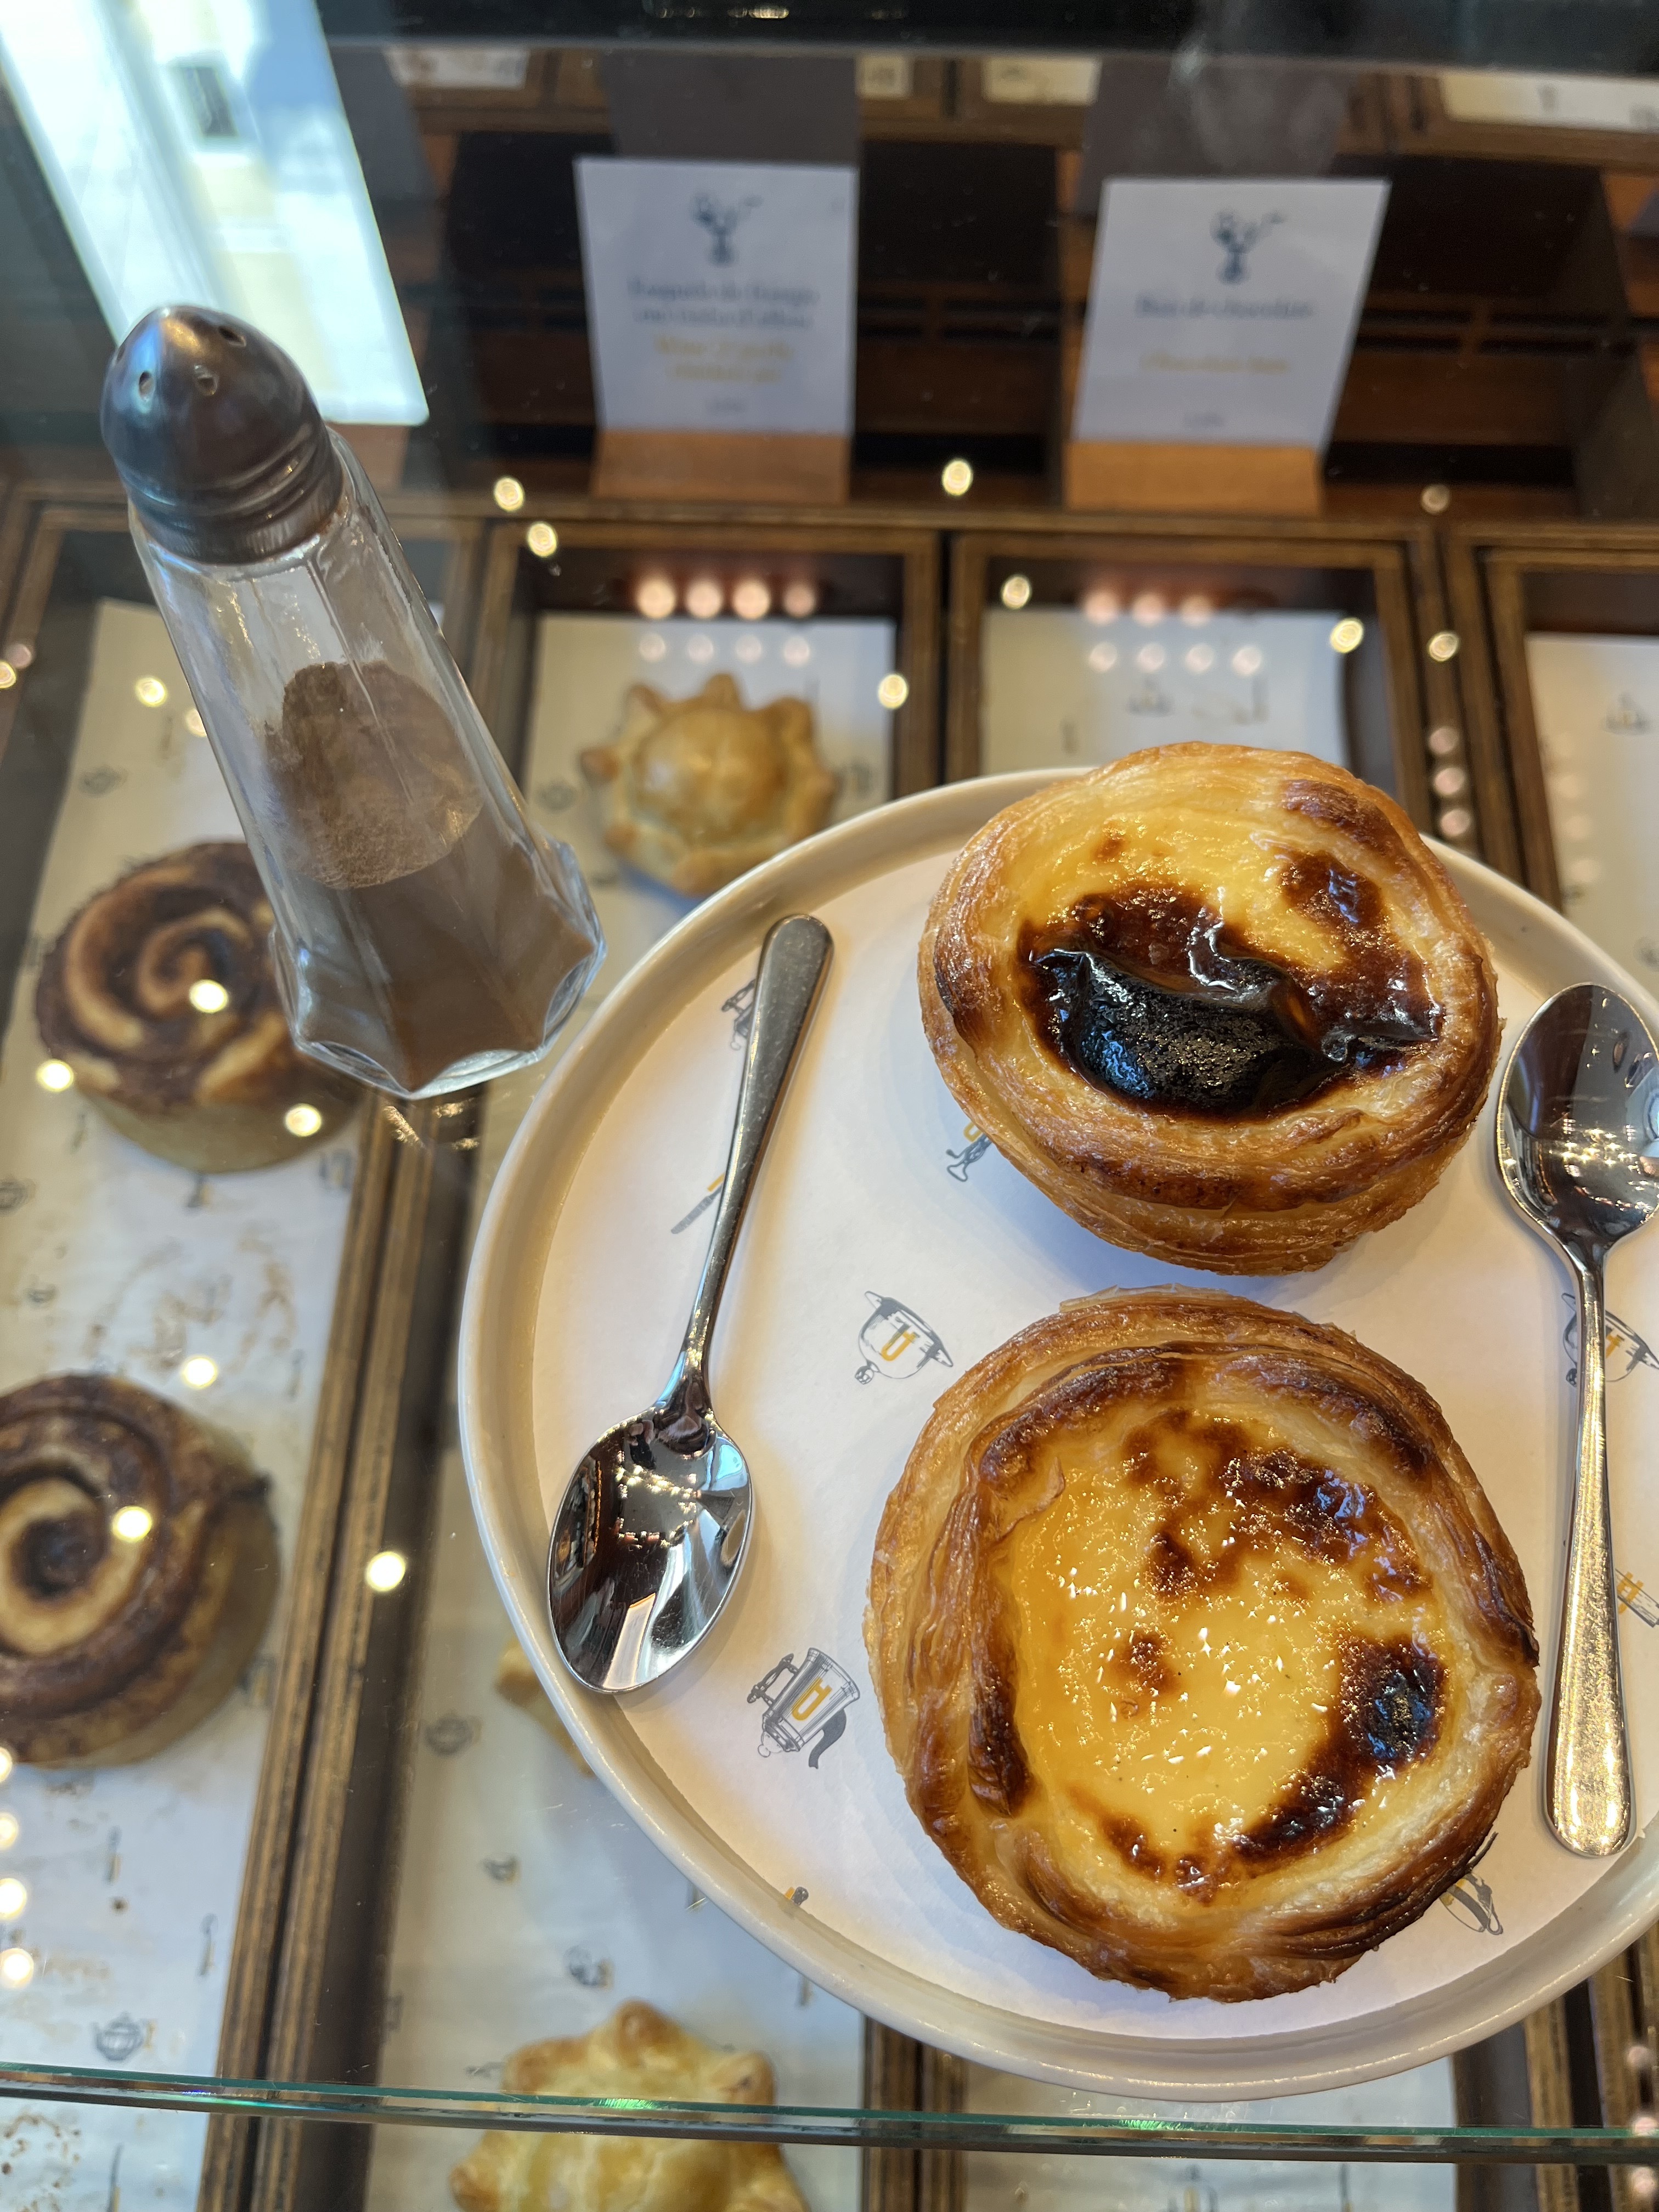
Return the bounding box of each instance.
[866,1291,1538,2003]
[919,747,1500,1273]
[582,673,836,899]
[449,2001,806,2212]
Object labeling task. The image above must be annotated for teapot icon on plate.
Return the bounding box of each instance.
[749,1649,860,1766]
[855,1293,953,1384]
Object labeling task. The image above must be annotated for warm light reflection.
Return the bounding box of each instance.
[1131,592,1165,625]
[685,634,715,663]
[1329,617,1365,654]
[637,634,667,663]
[0,1748,12,1785]
[284,1104,324,1138]
[1087,642,1118,673]
[1000,574,1032,610]
[1427,629,1460,663]
[1180,594,1212,624]
[35,1060,74,1093]
[1082,588,1120,624]
[782,637,811,668]
[0,1814,18,1850]
[188,979,229,1014]
[1185,643,1215,674]
[179,1356,218,1390]
[734,634,763,663]
[684,577,723,620]
[1136,643,1166,673]
[0,1879,27,1920]
[492,476,526,513]
[526,522,558,557]
[731,578,771,620]
[0,663,16,692]
[1232,645,1263,676]
[781,580,817,619]
[112,1506,154,1543]
[941,458,973,497]
[877,673,909,709]
[183,708,206,737]
[365,1550,408,1593]
[0,1949,33,1989]
[134,676,168,707]
[635,575,676,621]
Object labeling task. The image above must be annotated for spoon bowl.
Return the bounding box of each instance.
[1497,982,1659,1855]
[549,913,832,1693]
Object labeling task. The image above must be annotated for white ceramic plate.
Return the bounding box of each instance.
[460,772,1659,2099]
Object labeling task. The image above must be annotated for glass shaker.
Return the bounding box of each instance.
[99,306,603,1099]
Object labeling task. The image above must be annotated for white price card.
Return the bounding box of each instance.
[1071,176,1389,449]
[577,156,857,436]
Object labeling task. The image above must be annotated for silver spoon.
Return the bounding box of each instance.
[549,913,833,1693]
[1497,983,1659,1856]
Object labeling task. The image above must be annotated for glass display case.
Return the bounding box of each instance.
[4,15,1659,2212]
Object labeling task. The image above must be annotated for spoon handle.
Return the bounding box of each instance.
[676,915,833,1391]
[1548,1250,1633,1857]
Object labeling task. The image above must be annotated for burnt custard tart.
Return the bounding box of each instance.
[866,1292,1539,2004]
[920,746,1500,1275]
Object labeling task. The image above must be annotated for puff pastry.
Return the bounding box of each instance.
[35,842,355,1173]
[449,2001,806,2212]
[866,1291,1538,2003]
[920,747,1500,1274]
[582,674,836,898]
[0,1373,278,1767]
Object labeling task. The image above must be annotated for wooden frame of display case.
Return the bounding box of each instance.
[1444,521,1659,910]
[943,514,1471,851]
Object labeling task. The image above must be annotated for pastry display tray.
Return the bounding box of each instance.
[460,772,1659,2102]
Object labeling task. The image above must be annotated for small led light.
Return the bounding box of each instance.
[526,521,557,557]
[4,644,31,670]
[179,1356,218,1390]
[1131,592,1165,625]
[183,708,206,738]
[1000,574,1032,611]
[781,580,817,619]
[0,663,16,691]
[0,1748,12,1784]
[734,634,763,663]
[134,676,167,707]
[781,637,811,668]
[1136,643,1166,673]
[686,634,715,663]
[0,1948,33,1989]
[0,1878,27,1919]
[941,458,974,497]
[1329,617,1365,654]
[635,575,676,620]
[1082,590,1120,627]
[284,1104,324,1139]
[877,673,909,710]
[1438,806,1474,840]
[1184,643,1215,674]
[1432,764,1468,799]
[188,979,229,1014]
[1232,645,1263,676]
[731,577,771,621]
[638,634,667,663]
[684,577,723,620]
[1180,594,1212,625]
[492,476,526,513]
[0,1813,17,1849]
[1421,483,1451,515]
[111,1506,153,1543]
[365,1549,408,1593]
[1428,724,1460,757]
[1087,642,1118,673]
[35,1060,75,1093]
[1427,629,1460,663]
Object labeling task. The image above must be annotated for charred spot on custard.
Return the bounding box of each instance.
[1016,879,1441,1118]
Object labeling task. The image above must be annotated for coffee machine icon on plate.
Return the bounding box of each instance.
[855,1293,953,1384]
[749,1649,860,1767]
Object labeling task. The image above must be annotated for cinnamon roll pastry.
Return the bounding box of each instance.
[35,842,355,1173]
[449,2001,806,2212]
[866,1291,1539,2004]
[0,1373,278,1767]
[581,674,836,898]
[921,747,1500,1274]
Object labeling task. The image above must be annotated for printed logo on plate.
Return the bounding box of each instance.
[749,1649,859,1768]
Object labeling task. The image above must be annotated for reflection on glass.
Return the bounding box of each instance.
[1084,588,1121,624]
[492,477,526,513]
[732,578,772,620]
[179,1355,218,1390]
[635,576,676,620]
[941,457,973,496]
[365,1549,408,1593]
[526,523,558,559]
[684,578,724,620]
[877,672,908,709]
[781,580,818,619]
[34,1058,75,1092]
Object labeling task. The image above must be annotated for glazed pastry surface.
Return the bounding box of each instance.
[0,1373,278,1767]
[919,746,1500,1272]
[449,2001,806,2212]
[35,840,354,1172]
[582,673,836,898]
[866,1291,1539,2002]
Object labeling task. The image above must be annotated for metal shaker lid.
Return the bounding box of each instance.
[100,307,344,564]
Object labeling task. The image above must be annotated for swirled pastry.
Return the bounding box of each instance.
[35,842,356,1173]
[0,1373,278,1767]
[449,2001,806,2212]
[581,674,836,898]
[866,1291,1538,2003]
[921,747,1500,1274]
